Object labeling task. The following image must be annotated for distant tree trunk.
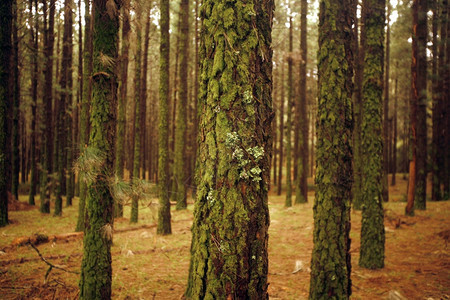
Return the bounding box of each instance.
[391,74,398,186]
[191,0,199,197]
[431,1,441,200]
[309,0,354,296]
[272,67,278,187]
[382,2,390,203]
[115,0,130,218]
[28,0,39,206]
[277,61,284,196]
[353,3,364,211]
[295,0,308,204]
[140,6,151,180]
[11,0,20,201]
[0,0,13,227]
[65,0,74,207]
[73,0,82,198]
[414,0,427,210]
[78,0,119,297]
[174,0,189,210]
[131,7,142,224]
[75,0,91,232]
[185,0,273,297]
[285,16,293,207]
[39,0,55,214]
[157,0,171,235]
[359,0,386,269]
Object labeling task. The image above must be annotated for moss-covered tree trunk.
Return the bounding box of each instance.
[79,0,119,298]
[157,0,171,235]
[414,0,428,210]
[28,0,39,206]
[309,0,354,296]
[295,0,308,204]
[174,0,189,210]
[0,0,13,227]
[185,1,273,298]
[39,0,55,214]
[359,0,386,269]
[75,0,92,232]
[115,0,130,218]
[285,16,293,207]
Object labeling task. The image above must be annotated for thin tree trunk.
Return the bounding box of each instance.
[11,0,20,201]
[285,16,293,207]
[382,2,391,202]
[391,74,398,186]
[277,61,284,196]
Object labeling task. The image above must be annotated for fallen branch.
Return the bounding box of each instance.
[26,242,79,283]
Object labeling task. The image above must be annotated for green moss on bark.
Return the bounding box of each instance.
[359,0,386,269]
[185,1,274,298]
[78,1,119,298]
[309,0,354,297]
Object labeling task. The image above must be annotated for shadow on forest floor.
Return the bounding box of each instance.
[0,175,449,299]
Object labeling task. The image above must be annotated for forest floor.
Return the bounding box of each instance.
[0,175,449,300]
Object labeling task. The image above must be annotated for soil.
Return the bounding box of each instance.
[0,176,449,299]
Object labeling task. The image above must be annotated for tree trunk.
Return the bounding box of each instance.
[391,75,398,186]
[277,61,284,196]
[185,1,273,297]
[75,0,92,232]
[382,1,390,203]
[0,0,13,227]
[285,16,293,207]
[157,0,172,235]
[359,0,386,269]
[309,0,354,296]
[39,0,55,214]
[11,0,20,201]
[65,0,74,207]
[174,0,189,210]
[78,0,119,297]
[295,0,308,204]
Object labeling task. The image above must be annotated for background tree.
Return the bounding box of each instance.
[285,15,293,207]
[295,0,308,204]
[78,0,119,297]
[157,0,171,235]
[309,0,354,297]
[359,0,386,269]
[185,0,274,297]
[0,0,13,227]
[11,0,20,202]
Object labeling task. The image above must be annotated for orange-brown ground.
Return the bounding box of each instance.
[0,175,449,299]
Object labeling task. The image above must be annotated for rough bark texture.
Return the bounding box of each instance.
[359,0,386,269]
[78,0,119,297]
[309,0,354,296]
[75,0,92,232]
[414,0,428,210]
[39,0,55,214]
[157,0,172,235]
[185,1,274,298]
[295,0,308,204]
[285,16,293,207]
[0,0,13,227]
[174,0,189,210]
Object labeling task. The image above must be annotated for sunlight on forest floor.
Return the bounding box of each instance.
[0,175,449,299]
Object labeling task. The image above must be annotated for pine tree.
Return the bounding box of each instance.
[157,0,172,235]
[185,0,274,298]
[0,0,13,227]
[174,0,189,210]
[78,0,119,297]
[309,0,354,296]
[359,0,386,269]
[285,15,293,207]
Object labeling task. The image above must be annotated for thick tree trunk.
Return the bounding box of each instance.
[0,0,13,227]
[309,0,354,296]
[185,1,273,297]
[78,0,119,297]
[359,0,386,269]
[157,0,171,235]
